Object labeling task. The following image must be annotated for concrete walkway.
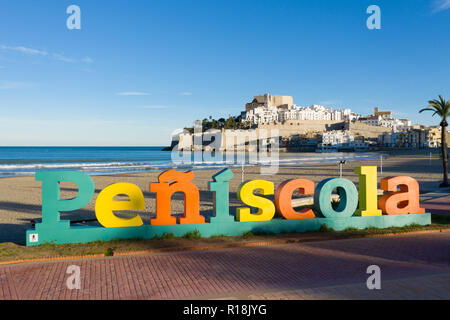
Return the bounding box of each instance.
[422,191,450,215]
[0,232,449,300]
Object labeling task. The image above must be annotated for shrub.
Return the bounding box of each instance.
[183,230,202,240]
[104,248,114,256]
[319,224,335,233]
[242,231,255,238]
[160,232,175,240]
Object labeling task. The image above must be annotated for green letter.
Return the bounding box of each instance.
[208,168,234,223]
[36,171,95,230]
[314,178,358,218]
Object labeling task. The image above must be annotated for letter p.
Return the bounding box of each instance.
[36,171,95,229]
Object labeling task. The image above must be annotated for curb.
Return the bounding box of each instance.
[0,254,105,266]
[0,228,448,267]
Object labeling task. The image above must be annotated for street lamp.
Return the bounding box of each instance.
[339,160,346,178]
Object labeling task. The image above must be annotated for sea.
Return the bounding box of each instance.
[0,146,381,178]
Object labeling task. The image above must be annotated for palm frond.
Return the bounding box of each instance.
[419,107,435,113]
[421,96,450,120]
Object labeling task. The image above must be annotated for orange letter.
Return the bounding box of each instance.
[275,179,315,220]
[379,176,425,215]
[150,170,204,225]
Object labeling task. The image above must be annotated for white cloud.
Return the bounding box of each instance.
[0,45,90,64]
[432,0,450,12]
[0,81,31,89]
[181,91,192,96]
[82,56,93,64]
[117,91,150,96]
[0,45,48,56]
[52,53,76,63]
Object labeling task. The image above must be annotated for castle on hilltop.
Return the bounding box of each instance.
[242,94,356,125]
[170,94,445,152]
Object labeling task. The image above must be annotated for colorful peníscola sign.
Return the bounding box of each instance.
[26,166,430,246]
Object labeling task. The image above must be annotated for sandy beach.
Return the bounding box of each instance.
[0,153,446,244]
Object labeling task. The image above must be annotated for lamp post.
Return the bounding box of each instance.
[339,160,346,178]
[380,155,383,175]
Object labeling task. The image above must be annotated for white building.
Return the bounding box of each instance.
[360,115,382,127]
[379,118,411,132]
[359,107,411,132]
[320,130,355,147]
[245,103,354,125]
[245,106,280,124]
[361,115,411,132]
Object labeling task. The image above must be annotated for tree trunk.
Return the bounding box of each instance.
[441,123,449,187]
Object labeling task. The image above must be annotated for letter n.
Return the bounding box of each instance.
[150,170,204,225]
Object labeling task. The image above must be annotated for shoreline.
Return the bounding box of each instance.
[0,151,384,179]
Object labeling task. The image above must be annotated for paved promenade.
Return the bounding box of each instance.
[422,191,450,215]
[0,232,449,300]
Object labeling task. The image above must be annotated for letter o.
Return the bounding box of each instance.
[314,178,358,218]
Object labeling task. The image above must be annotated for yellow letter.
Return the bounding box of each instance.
[236,180,275,222]
[95,183,144,228]
[354,166,382,216]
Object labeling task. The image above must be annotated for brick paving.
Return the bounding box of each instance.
[422,192,450,215]
[206,273,450,300]
[0,232,449,300]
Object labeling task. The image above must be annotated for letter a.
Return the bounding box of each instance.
[66,265,81,290]
[366,265,381,290]
[66,5,81,30]
[366,5,381,30]
[379,176,425,215]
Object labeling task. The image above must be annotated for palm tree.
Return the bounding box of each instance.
[420,95,450,187]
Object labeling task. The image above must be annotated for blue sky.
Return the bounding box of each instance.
[0,0,449,146]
